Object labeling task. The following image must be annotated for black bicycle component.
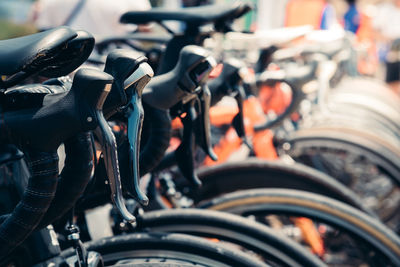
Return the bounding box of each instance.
[93,58,153,221]
[207,59,250,147]
[159,51,217,185]
[39,30,95,79]
[0,145,24,165]
[135,209,326,266]
[121,3,251,74]
[120,3,251,29]
[232,84,252,148]
[0,133,95,230]
[36,132,94,229]
[60,232,267,267]
[1,82,70,112]
[0,68,113,260]
[147,46,216,184]
[138,103,172,176]
[194,85,217,161]
[198,188,400,266]
[175,101,202,187]
[103,49,148,119]
[66,224,88,267]
[102,49,154,205]
[208,58,245,106]
[0,68,114,152]
[0,150,59,259]
[124,63,154,205]
[143,45,215,110]
[93,107,136,223]
[0,27,75,88]
[0,27,94,89]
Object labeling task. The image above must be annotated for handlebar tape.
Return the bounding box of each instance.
[139,103,171,176]
[37,132,94,228]
[0,150,59,258]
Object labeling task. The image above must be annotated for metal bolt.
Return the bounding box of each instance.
[282,142,291,151]
[87,117,93,122]
[67,233,80,241]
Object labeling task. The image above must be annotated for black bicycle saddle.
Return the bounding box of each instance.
[0,26,76,76]
[120,2,251,29]
[0,27,94,88]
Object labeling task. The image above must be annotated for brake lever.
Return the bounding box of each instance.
[124,63,153,206]
[175,100,202,187]
[232,84,252,149]
[94,101,136,223]
[194,84,217,161]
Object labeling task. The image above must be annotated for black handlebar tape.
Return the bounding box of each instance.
[37,132,93,229]
[143,45,211,110]
[0,150,59,258]
[0,68,114,151]
[208,59,245,106]
[139,103,172,176]
[103,49,148,119]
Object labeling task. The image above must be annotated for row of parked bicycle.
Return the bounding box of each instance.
[1,2,400,266]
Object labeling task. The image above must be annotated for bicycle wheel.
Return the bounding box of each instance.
[280,127,400,227]
[60,232,268,267]
[183,158,373,215]
[333,77,400,114]
[135,208,325,266]
[198,188,400,266]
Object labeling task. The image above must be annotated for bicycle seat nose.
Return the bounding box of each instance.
[0,27,94,88]
[121,3,251,30]
[0,26,76,76]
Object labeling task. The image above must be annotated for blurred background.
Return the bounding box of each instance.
[0,0,398,83]
[0,0,390,39]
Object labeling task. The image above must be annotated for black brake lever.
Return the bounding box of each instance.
[194,84,217,161]
[175,100,202,187]
[94,83,136,223]
[125,63,153,206]
[232,84,252,149]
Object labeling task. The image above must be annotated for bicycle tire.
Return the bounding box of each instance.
[197,188,400,266]
[186,158,373,216]
[60,232,268,267]
[284,128,400,181]
[282,127,400,223]
[307,105,400,143]
[136,208,325,266]
[334,77,400,114]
